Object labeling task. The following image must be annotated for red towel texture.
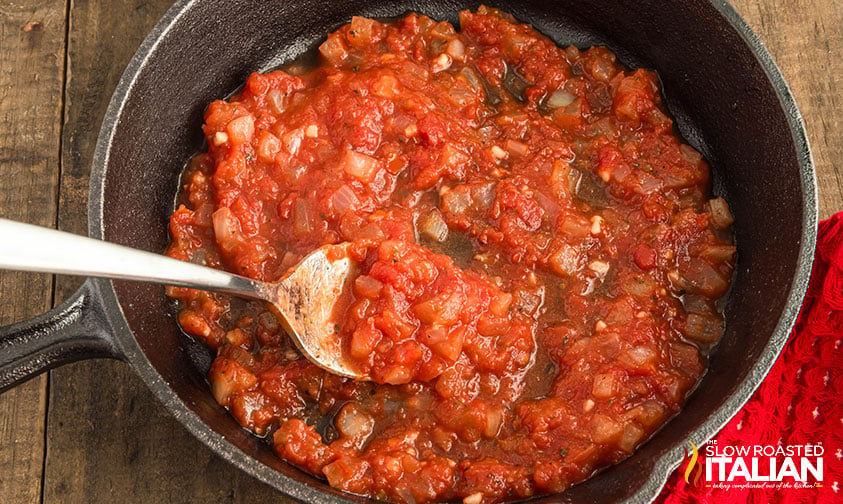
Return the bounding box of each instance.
[657,212,843,503]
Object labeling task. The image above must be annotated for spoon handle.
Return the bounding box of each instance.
[0,218,265,300]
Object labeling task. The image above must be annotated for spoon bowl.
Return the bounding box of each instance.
[267,243,360,378]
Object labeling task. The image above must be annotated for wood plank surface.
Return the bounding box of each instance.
[42,0,282,502]
[732,0,843,218]
[0,0,839,503]
[0,1,68,503]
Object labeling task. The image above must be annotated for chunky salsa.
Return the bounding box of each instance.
[166,6,736,503]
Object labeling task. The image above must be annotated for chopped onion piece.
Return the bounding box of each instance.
[618,423,646,452]
[209,359,256,406]
[489,292,513,316]
[504,139,529,157]
[502,32,532,54]
[256,131,281,163]
[331,184,360,214]
[560,214,590,238]
[590,57,615,82]
[353,275,383,299]
[282,129,303,156]
[549,244,581,276]
[589,260,610,275]
[227,115,255,144]
[414,292,462,326]
[699,244,737,263]
[546,89,576,108]
[626,345,657,365]
[550,159,582,197]
[347,16,376,47]
[441,186,472,215]
[428,327,465,362]
[592,373,615,399]
[459,67,483,94]
[632,401,666,428]
[267,89,286,115]
[490,145,508,160]
[708,197,734,228]
[340,149,380,183]
[213,131,228,147]
[622,274,656,298]
[684,312,724,343]
[212,207,242,250]
[590,215,604,234]
[483,406,504,437]
[293,199,317,235]
[463,493,483,504]
[430,20,456,38]
[381,366,412,385]
[678,258,729,297]
[533,191,560,223]
[471,182,496,210]
[669,341,700,368]
[335,403,375,439]
[446,39,465,60]
[319,34,348,65]
[350,325,380,359]
[679,144,703,164]
[432,53,452,73]
[591,413,622,443]
[513,288,543,316]
[322,460,351,488]
[418,209,449,242]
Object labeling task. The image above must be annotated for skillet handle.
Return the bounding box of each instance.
[0,279,121,392]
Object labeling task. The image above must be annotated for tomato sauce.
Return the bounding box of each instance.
[166,6,736,503]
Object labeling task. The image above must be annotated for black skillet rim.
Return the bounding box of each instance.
[87,0,819,502]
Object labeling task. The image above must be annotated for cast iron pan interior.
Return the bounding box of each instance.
[91,0,815,502]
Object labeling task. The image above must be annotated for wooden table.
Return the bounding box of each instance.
[1,1,840,502]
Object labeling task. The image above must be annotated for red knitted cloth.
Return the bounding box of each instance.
[657,213,843,503]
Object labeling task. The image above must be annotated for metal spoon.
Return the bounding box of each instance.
[0,218,363,379]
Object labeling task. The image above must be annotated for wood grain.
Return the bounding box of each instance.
[43,0,282,502]
[730,0,843,218]
[0,2,67,503]
[0,0,839,503]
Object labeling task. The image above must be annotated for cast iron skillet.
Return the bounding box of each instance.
[0,0,818,502]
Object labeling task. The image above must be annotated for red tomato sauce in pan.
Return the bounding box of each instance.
[166,6,736,503]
